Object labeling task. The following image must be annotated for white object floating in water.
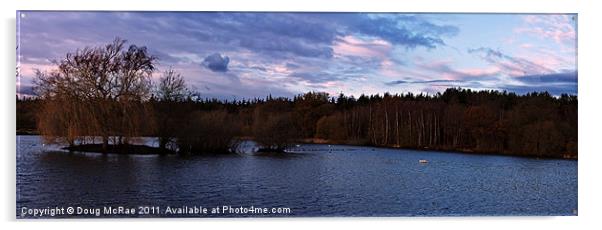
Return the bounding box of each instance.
[419,159,428,164]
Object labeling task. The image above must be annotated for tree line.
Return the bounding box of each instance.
[18,38,577,158]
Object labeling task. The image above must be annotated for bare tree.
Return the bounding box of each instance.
[157,67,188,101]
[154,67,190,150]
[34,38,157,151]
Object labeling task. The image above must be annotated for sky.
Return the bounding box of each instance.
[16,12,577,99]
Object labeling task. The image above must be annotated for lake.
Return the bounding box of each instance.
[16,135,577,217]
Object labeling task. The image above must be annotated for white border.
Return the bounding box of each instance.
[3,0,582,13]
[3,0,601,229]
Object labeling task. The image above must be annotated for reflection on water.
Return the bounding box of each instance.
[17,135,577,217]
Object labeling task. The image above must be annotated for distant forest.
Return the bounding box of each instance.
[16,38,578,159]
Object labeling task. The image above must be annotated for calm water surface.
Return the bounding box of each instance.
[16,135,577,217]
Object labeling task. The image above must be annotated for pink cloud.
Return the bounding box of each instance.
[333,35,393,58]
[516,15,576,46]
[515,44,575,72]
[461,67,501,77]
[520,43,534,49]
[378,58,398,77]
[18,62,55,79]
[468,47,557,77]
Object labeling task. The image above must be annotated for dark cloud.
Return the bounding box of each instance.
[19,12,459,66]
[507,71,577,95]
[202,53,230,72]
[210,13,458,56]
[24,12,455,59]
[249,66,268,72]
[239,36,333,58]
[515,71,577,84]
[340,14,459,49]
[174,13,338,58]
[385,80,408,85]
[285,62,300,69]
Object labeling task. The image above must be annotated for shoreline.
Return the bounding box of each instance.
[63,144,175,155]
[18,133,578,160]
[296,138,578,160]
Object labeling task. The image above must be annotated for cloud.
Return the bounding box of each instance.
[515,71,577,85]
[202,53,230,72]
[503,77,577,96]
[385,71,577,95]
[516,14,576,46]
[239,36,333,58]
[333,35,393,58]
[173,13,457,58]
[288,72,343,84]
[468,47,553,76]
[19,12,575,98]
[385,79,462,86]
[416,60,501,80]
[18,12,459,70]
[507,71,577,95]
[338,14,459,49]
[215,13,458,57]
[285,62,300,69]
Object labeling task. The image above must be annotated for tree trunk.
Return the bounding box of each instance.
[384,103,389,146]
[102,136,109,153]
[395,106,400,147]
